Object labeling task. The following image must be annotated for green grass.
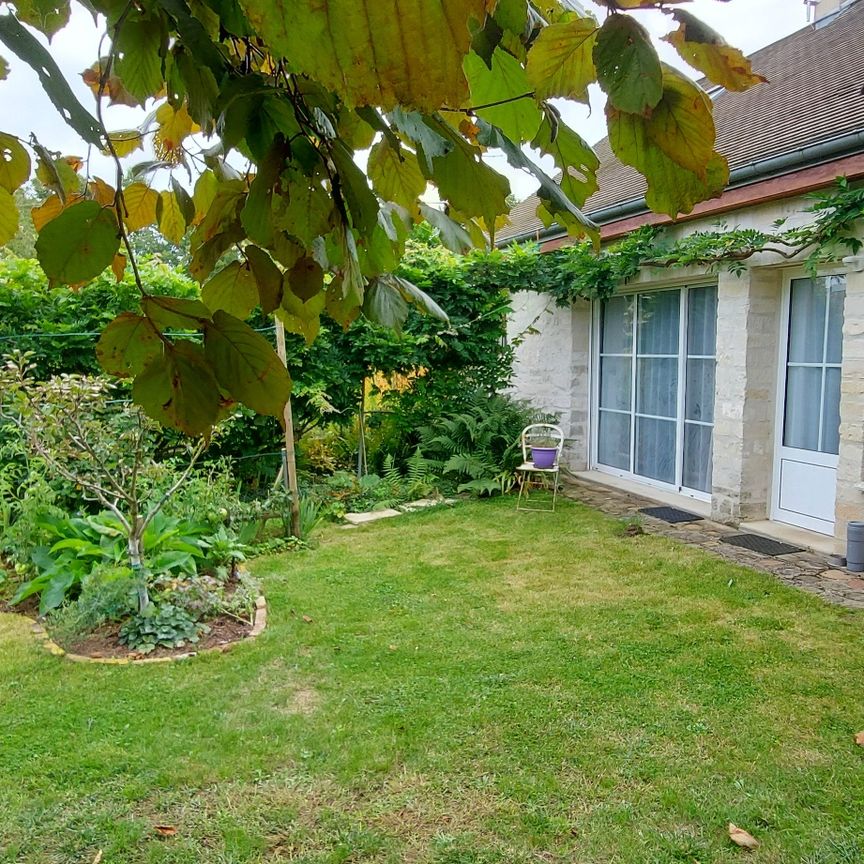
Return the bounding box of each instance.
[2,498,864,863]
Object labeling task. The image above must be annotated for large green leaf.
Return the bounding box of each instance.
[531,114,599,208]
[132,341,221,436]
[593,13,662,115]
[665,10,768,92]
[204,310,291,416]
[201,261,259,318]
[645,66,715,176]
[275,168,332,249]
[142,295,212,330]
[525,12,597,103]
[0,132,31,191]
[463,48,542,142]
[245,245,282,313]
[279,286,326,344]
[0,186,17,245]
[34,200,120,284]
[96,312,163,377]
[367,140,426,211]
[237,0,487,110]
[331,141,379,233]
[12,0,70,38]
[115,13,164,104]
[431,141,510,237]
[0,14,104,147]
[607,95,728,217]
[387,108,453,173]
[362,277,409,334]
[419,203,474,254]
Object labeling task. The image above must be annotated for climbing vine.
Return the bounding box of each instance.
[480,178,864,306]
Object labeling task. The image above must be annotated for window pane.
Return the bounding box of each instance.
[685,358,715,423]
[683,423,713,493]
[826,276,845,364]
[784,366,822,451]
[598,410,630,470]
[822,366,841,455]
[601,295,633,354]
[788,278,827,363]
[637,357,678,418]
[635,416,676,484]
[638,292,679,355]
[599,356,631,411]
[687,286,718,356]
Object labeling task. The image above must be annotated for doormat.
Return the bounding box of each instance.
[722,534,804,556]
[639,506,704,524]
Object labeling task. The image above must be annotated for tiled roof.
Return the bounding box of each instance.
[498,0,864,242]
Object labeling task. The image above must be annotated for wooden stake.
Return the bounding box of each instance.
[274,317,301,538]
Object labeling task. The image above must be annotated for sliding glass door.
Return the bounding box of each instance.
[595,286,717,498]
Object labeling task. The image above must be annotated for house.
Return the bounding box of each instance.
[502,0,864,551]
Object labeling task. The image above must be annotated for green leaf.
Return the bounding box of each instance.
[0,132,30,191]
[132,341,221,436]
[170,176,196,224]
[0,186,18,245]
[241,140,284,246]
[419,203,474,254]
[607,98,728,218]
[174,47,219,127]
[0,55,8,80]
[96,312,163,377]
[0,14,104,147]
[363,276,409,334]
[116,13,164,104]
[204,310,291,416]
[476,120,596,238]
[531,114,599,208]
[593,13,662,114]
[385,273,449,323]
[279,286,326,344]
[201,261,259,318]
[245,245,282,313]
[35,200,119,284]
[12,0,70,38]
[463,48,542,142]
[142,295,212,330]
[331,140,379,234]
[237,0,487,111]
[525,12,597,103]
[431,141,510,238]
[286,255,323,302]
[275,168,332,249]
[664,10,768,92]
[367,140,426,211]
[644,66,715,176]
[387,108,453,174]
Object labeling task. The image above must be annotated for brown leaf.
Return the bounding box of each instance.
[302,615,313,623]
[154,825,177,837]
[111,253,127,282]
[728,823,759,850]
[854,730,864,746]
[92,851,103,864]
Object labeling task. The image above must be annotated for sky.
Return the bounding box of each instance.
[0,0,811,199]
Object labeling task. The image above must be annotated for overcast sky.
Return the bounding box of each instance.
[0,0,810,199]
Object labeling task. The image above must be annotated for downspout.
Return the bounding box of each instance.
[500,129,864,247]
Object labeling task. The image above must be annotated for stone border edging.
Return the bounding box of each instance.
[29,594,267,665]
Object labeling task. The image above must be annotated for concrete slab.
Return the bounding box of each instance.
[344,509,401,525]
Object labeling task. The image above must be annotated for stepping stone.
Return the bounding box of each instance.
[344,509,401,525]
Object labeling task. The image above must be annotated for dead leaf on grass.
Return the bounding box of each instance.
[302,615,313,624]
[854,730,864,746]
[728,823,759,850]
[154,825,177,838]
[92,851,103,864]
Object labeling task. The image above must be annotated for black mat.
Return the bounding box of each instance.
[722,533,803,556]
[639,506,704,524]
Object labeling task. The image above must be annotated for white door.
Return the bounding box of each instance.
[773,274,845,535]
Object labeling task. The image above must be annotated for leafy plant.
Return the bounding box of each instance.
[119,603,209,655]
[418,393,545,496]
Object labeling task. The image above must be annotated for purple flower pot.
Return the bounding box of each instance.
[531,446,557,469]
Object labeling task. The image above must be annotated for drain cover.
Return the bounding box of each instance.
[639,506,704,524]
[722,534,803,556]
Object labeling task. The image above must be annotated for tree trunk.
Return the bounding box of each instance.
[128,516,149,613]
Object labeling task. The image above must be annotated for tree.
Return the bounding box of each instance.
[0,0,764,436]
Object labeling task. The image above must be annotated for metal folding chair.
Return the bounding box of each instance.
[515,423,564,512]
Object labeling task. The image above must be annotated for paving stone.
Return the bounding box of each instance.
[344,509,401,525]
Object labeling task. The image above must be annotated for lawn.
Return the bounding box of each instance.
[1,498,863,863]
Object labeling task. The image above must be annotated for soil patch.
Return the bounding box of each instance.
[55,612,254,660]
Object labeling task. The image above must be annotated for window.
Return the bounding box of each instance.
[596,286,718,495]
